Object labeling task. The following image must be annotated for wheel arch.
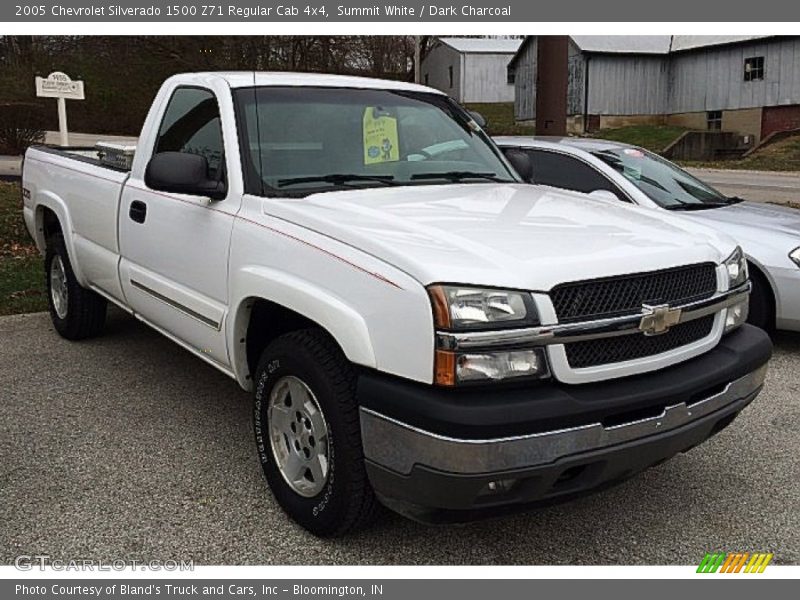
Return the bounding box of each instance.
[746,257,777,328]
[228,266,376,390]
[33,193,88,285]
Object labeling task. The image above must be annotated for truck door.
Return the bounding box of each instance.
[118,83,240,370]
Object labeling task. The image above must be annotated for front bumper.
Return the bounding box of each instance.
[357,324,771,521]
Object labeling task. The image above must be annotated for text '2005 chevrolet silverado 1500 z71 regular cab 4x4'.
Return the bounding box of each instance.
[22,72,772,537]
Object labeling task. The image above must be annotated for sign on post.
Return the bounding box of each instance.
[35,71,85,147]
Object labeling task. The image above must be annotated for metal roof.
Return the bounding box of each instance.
[510,35,775,66]
[571,36,672,55]
[670,36,772,52]
[572,35,771,54]
[437,37,523,54]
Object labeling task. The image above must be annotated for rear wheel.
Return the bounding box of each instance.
[45,234,107,340]
[252,329,377,537]
[746,268,774,332]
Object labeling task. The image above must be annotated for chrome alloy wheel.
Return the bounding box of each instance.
[50,255,69,319]
[268,375,330,498]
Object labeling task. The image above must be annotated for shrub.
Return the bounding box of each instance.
[0,103,46,155]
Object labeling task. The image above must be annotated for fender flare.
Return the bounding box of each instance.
[33,192,88,286]
[228,265,377,389]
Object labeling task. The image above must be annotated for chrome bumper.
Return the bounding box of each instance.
[360,363,767,476]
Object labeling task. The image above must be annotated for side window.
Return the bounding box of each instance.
[527,150,620,197]
[155,87,225,180]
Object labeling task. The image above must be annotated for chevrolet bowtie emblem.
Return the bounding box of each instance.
[639,303,682,336]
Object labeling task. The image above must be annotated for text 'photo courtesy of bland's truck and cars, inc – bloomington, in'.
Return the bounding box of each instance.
[1,31,799,575]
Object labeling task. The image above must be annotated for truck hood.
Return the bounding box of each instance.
[264,183,734,290]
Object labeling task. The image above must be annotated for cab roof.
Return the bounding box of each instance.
[173,71,444,95]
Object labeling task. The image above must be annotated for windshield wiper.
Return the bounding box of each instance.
[410,171,506,183]
[665,202,731,211]
[277,174,397,188]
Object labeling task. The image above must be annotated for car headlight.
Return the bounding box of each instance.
[789,247,800,268]
[427,285,538,330]
[428,285,548,385]
[724,246,748,289]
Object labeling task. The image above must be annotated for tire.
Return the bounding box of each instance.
[253,329,377,537]
[45,234,107,340]
[746,268,774,332]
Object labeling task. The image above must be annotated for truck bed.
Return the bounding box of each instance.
[22,144,132,307]
[29,143,136,173]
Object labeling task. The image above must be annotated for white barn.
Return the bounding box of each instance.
[508,35,800,141]
[421,37,522,103]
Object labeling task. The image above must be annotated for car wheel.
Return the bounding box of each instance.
[45,234,107,340]
[253,328,377,537]
[747,269,774,331]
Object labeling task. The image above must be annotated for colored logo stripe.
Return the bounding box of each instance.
[697,552,773,573]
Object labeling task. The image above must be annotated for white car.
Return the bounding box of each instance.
[21,72,771,536]
[495,136,800,332]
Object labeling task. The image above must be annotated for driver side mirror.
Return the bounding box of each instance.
[145,151,226,201]
[467,110,488,129]
[503,149,534,182]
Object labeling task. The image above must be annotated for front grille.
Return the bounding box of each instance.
[551,263,717,323]
[565,315,715,369]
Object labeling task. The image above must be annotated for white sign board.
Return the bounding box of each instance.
[35,71,85,100]
[35,71,85,147]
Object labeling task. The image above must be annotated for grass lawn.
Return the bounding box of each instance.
[0,181,46,315]
[593,125,690,153]
[465,103,535,136]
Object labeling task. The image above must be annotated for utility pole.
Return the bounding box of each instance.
[414,36,421,83]
[535,36,569,136]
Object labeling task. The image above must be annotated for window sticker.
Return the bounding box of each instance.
[363,106,399,165]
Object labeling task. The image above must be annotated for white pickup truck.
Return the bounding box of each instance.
[22,72,771,536]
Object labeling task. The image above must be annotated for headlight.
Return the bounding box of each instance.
[428,285,548,385]
[724,246,748,289]
[456,349,549,383]
[789,247,800,268]
[434,348,549,386]
[428,285,538,330]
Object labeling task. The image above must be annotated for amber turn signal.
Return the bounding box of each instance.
[434,349,456,386]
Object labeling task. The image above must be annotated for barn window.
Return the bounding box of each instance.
[507,67,516,85]
[424,73,429,86]
[707,110,723,130]
[448,65,453,88]
[744,56,764,81]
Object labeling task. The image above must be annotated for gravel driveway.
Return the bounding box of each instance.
[1,311,798,565]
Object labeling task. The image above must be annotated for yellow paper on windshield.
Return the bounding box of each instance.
[363,107,399,165]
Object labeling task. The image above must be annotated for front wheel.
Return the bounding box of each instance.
[45,234,107,340]
[253,329,377,537]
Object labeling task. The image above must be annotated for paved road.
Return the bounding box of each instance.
[687,168,800,205]
[1,311,798,565]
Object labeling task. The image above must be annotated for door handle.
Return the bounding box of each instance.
[129,200,147,224]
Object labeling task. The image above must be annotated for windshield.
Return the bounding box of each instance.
[591,147,736,210]
[233,86,518,196]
